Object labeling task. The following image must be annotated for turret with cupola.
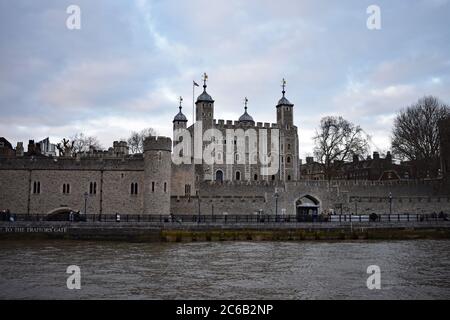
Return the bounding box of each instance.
[195,73,215,130]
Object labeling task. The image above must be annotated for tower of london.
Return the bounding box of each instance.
[1,75,450,219]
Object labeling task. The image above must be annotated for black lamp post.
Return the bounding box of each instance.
[389,192,392,215]
[274,191,279,221]
[197,191,201,224]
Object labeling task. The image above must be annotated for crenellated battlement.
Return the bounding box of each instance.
[143,136,172,152]
[212,119,279,129]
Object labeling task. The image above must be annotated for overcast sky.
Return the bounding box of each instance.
[1,0,449,158]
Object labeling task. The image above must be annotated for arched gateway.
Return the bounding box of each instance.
[46,207,76,221]
[295,195,320,218]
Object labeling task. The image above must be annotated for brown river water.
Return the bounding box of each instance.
[0,240,449,299]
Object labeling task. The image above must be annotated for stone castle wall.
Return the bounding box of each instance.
[2,152,450,216]
[0,137,172,215]
[169,179,450,216]
[0,166,145,215]
[171,195,268,216]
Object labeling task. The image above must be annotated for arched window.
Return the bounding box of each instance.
[287,175,291,181]
[185,184,191,196]
[215,170,224,183]
[272,175,275,181]
[63,183,70,194]
[235,153,240,162]
[164,182,167,193]
[254,174,258,181]
[151,182,155,192]
[89,182,97,195]
[130,183,138,195]
[33,181,41,194]
[235,171,241,181]
[287,156,291,163]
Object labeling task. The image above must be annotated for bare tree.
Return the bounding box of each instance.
[56,138,75,157]
[313,116,369,180]
[391,96,450,161]
[71,133,103,154]
[127,128,158,154]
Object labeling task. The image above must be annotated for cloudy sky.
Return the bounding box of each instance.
[1,0,449,158]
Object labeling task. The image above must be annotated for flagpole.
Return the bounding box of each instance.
[192,81,195,124]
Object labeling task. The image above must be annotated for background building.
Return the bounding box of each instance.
[440,116,450,179]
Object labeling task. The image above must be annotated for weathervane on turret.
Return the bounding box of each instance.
[244,97,248,112]
[179,96,183,112]
[282,78,287,97]
[202,72,208,90]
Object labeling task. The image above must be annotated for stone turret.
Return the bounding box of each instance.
[195,73,214,130]
[16,142,24,157]
[276,79,297,181]
[173,96,188,131]
[113,141,129,156]
[143,136,172,215]
[276,78,294,127]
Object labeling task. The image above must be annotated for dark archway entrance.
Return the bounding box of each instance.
[295,195,320,222]
[46,207,74,221]
[215,170,224,183]
[46,207,86,222]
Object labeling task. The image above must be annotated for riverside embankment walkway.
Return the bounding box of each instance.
[1,221,450,242]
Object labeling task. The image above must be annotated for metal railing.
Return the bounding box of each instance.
[1,212,449,224]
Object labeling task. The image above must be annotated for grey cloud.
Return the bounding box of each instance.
[1,0,450,159]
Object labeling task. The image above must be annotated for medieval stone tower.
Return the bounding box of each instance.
[195,73,215,131]
[143,136,172,215]
[173,97,188,132]
[277,79,299,181]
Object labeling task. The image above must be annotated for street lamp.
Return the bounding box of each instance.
[84,192,88,215]
[389,192,393,215]
[197,191,201,224]
[274,191,279,221]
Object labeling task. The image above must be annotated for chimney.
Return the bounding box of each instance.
[373,151,380,160]
[386,151,392,163]
[353,154,359,163]
[35,143,41,155]
[16,142,24,157]
[306,156,314,164]
[27,140,35,154]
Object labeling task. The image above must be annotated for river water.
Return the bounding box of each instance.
[0,240,449,299]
